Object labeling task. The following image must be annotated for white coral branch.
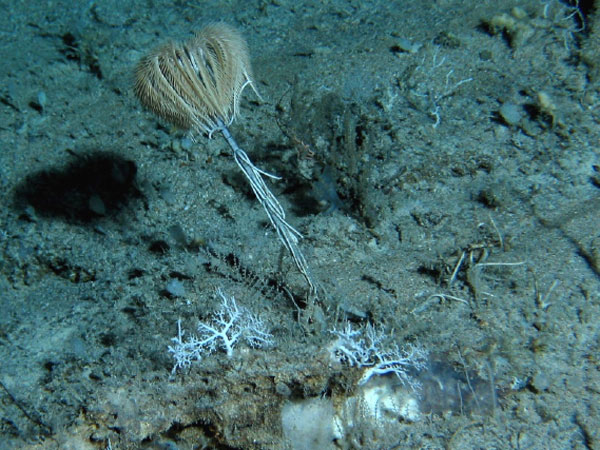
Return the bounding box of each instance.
[328,323,428,390]
[169,288,273,373]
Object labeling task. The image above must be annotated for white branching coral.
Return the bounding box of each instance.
[169,288,273,373]
[328,323,428,389]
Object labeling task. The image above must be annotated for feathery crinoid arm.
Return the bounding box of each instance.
[134,23,258,136]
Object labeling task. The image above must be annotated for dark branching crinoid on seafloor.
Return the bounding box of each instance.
[134,23,314,294]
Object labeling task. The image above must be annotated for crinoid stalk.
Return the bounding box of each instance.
[134,23,314,293]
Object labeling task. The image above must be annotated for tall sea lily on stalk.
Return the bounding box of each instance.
[134,23,314,294]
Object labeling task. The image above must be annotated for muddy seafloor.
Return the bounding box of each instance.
[0,1,599,449]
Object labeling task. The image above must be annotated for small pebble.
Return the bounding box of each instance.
[499,102,522,125]
[166,279,185,298]
[37,91,47,111]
